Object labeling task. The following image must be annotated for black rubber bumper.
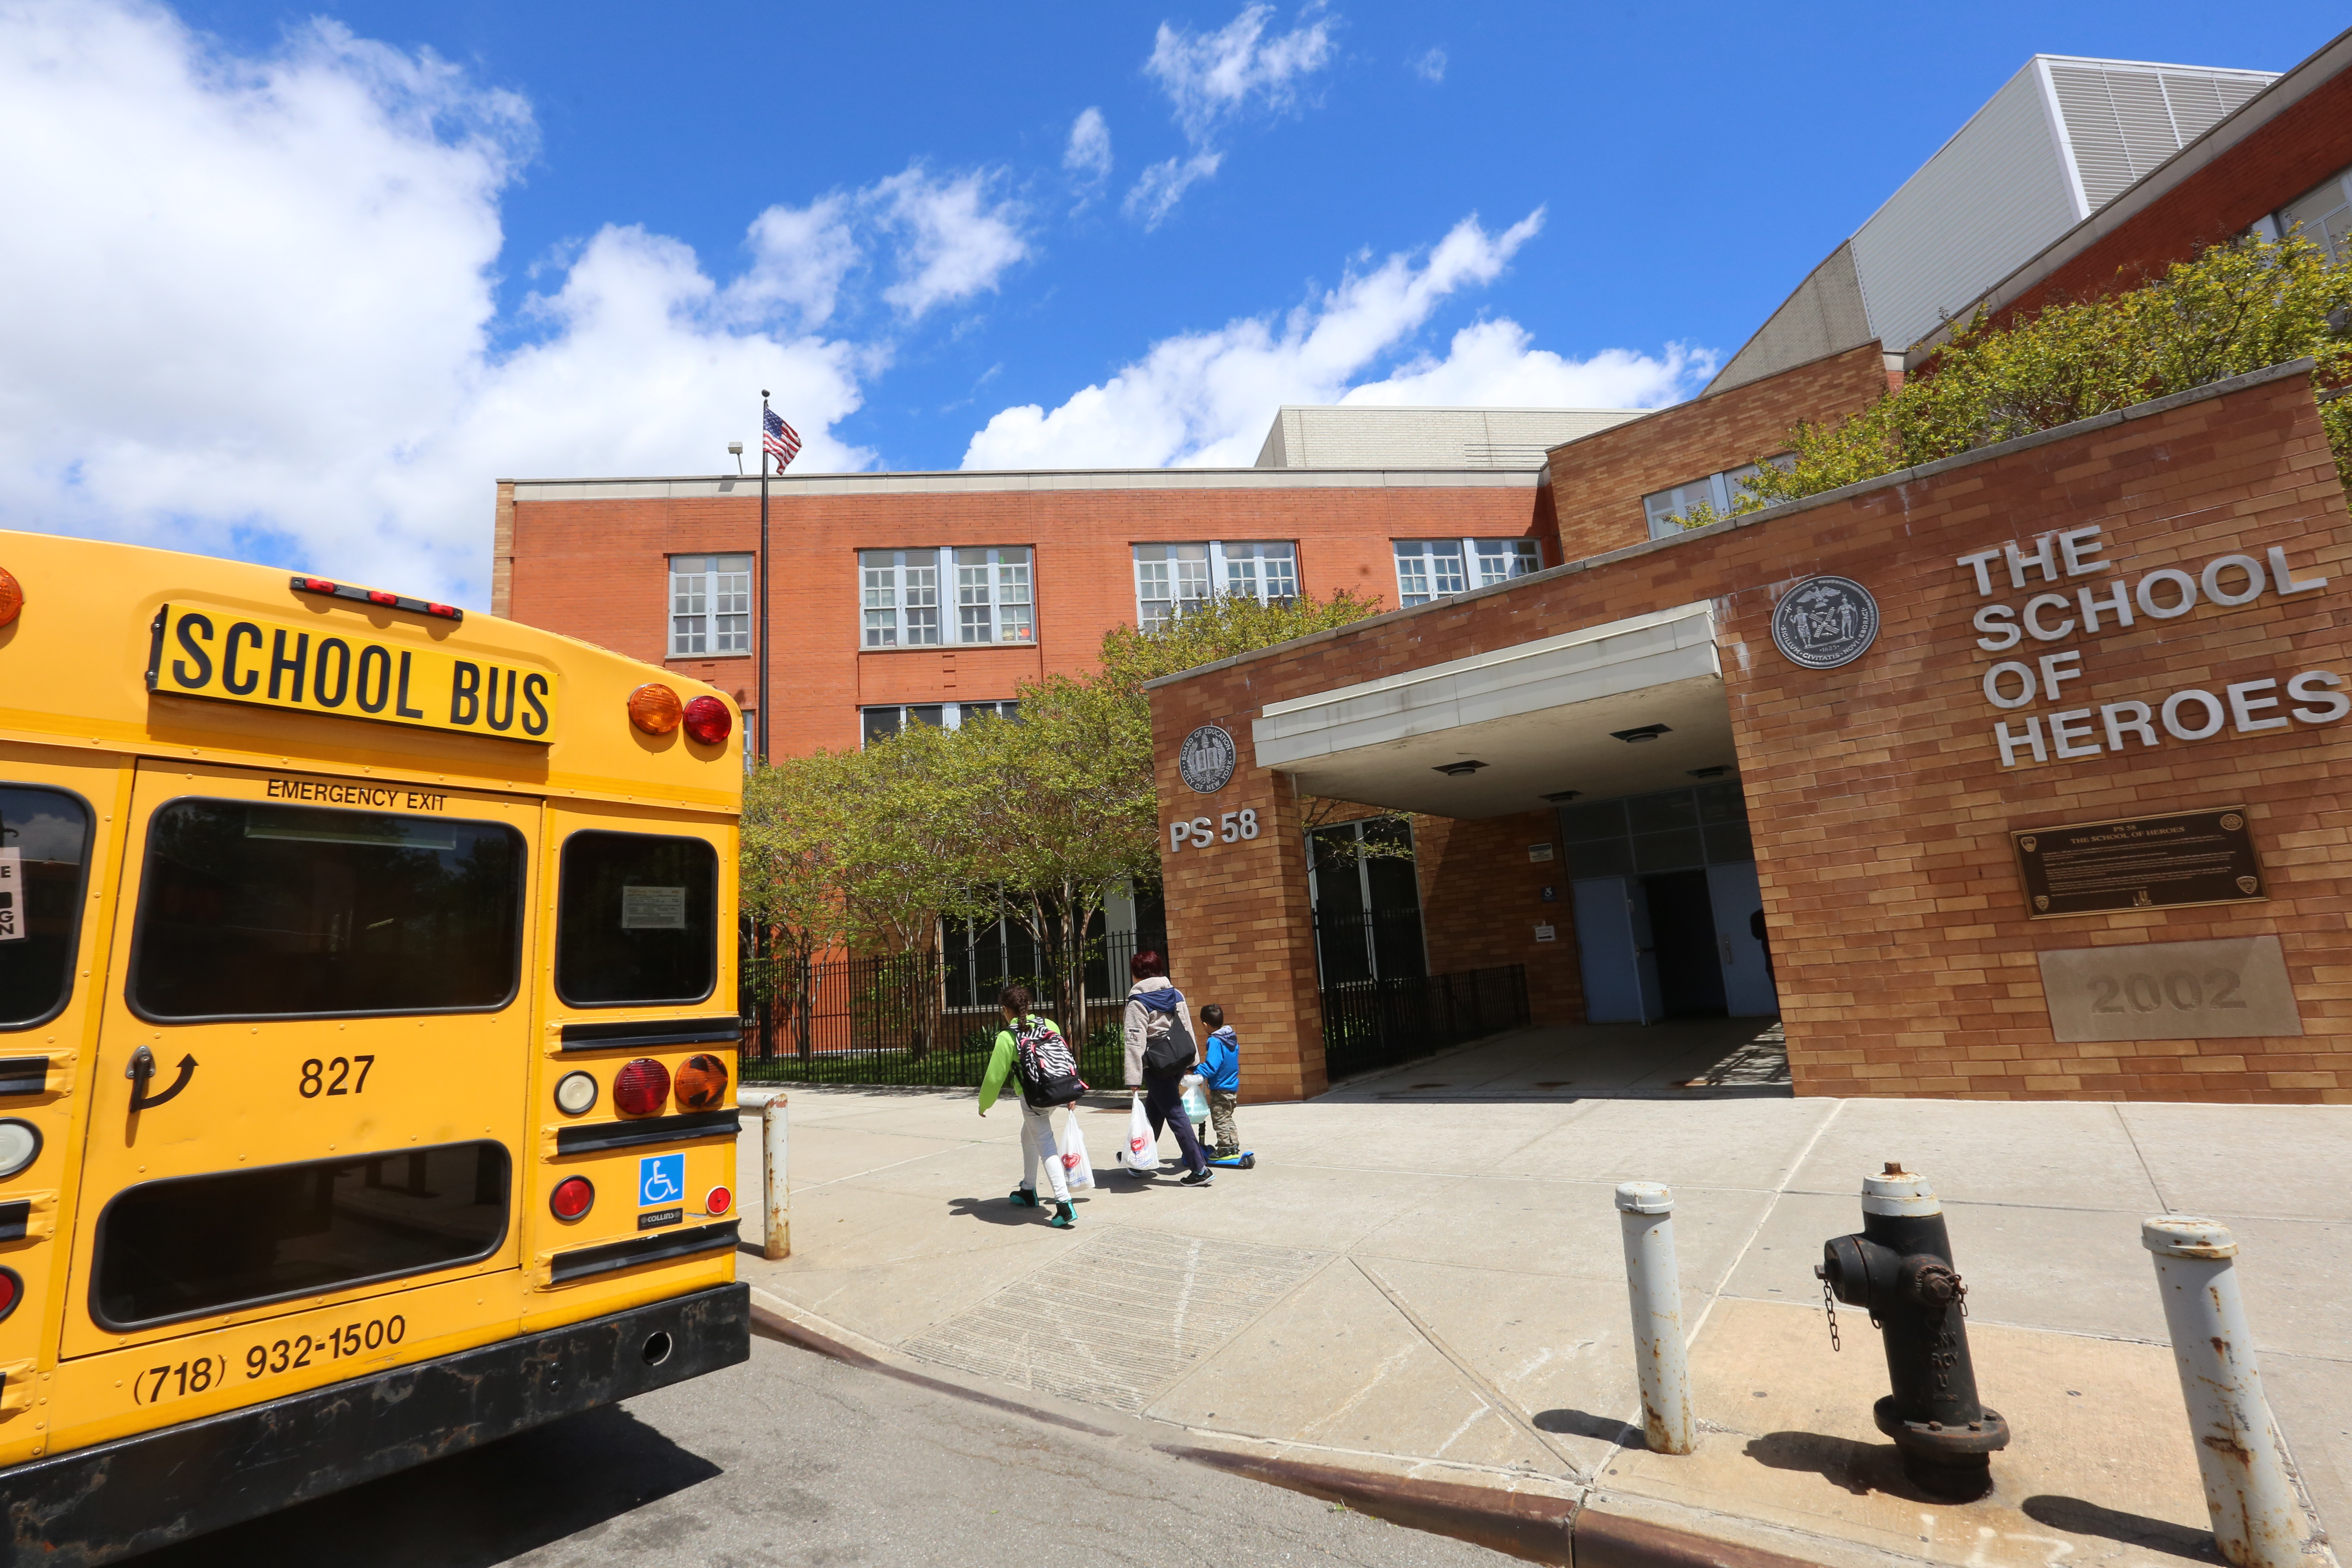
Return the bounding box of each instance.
[0,1281,750,1568]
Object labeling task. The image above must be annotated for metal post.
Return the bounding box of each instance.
[762,1092,789,1261]
[756,391,772,767]
[2143,1217,2307,1568]
[1615,1181,1694,1455]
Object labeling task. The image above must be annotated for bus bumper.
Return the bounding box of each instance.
[0,1281,750,1568]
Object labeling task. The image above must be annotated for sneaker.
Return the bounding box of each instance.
[1178,1168,1214,1187]
[1048,1201,1076,1228]
[1009,1187,1038,1207]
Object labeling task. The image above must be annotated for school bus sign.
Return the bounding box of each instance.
[145,601,561,742]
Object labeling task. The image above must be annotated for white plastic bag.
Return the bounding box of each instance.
[1179,1075,1210,1125]
[1123,1094,1160,1173]
[1058,1115,1095,1191]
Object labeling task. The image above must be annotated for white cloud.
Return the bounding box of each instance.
[1410,46,1446,83]
[961,208,1705,470]
[1343,320,1708,406]
[871,165,1031,319]
[1123,151,1224,227]
[1064,106,1112,185]
[726,196,861,327]
[1125,3,1336,227]
[0,0,900,606]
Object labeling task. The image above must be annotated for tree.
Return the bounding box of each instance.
[1658,234,2352,530]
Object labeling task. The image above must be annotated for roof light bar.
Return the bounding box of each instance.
[290,575,463,623]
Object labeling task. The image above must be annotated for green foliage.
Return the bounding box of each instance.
[1094,589,1388,697]
[1735,236,2352,509]
[741,588,1387,1021]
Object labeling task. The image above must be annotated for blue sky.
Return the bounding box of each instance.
[2,1,2343,601]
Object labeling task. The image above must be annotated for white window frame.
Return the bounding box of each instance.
[1392,538,1539,607]
[1641,461,1784,540]
[862,546,1034,648]
[2267,166,2352,263]
[954,547,1034,645]
[1133,541,1297,630]
[668,553,753,658]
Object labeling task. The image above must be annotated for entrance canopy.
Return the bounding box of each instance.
[1250,601,1734,817]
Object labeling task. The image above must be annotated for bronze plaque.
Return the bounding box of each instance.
[2012,807,2264,919]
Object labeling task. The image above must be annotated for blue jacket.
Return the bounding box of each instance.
[1201,1027,1239,1092]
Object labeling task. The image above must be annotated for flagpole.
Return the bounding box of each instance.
[757,390,772,768]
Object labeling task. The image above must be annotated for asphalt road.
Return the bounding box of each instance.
[131,1333,1519,1568]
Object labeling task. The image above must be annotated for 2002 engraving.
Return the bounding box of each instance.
[2038,935,2300,1042]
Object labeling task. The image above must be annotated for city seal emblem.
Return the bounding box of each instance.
[1770,575,1879,670]
[1178,724,1238,794]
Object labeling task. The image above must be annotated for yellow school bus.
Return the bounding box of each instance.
[0,530,748,1561]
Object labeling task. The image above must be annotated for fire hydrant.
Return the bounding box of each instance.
[1815,1163,2010,1499]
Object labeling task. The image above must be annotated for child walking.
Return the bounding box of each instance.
[1199,1004,1242,1160]
[978,983,1080,1228]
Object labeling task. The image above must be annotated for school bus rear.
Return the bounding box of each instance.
[0,530,749,1562]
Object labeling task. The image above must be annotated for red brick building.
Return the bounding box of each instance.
[499,29,2352,1102]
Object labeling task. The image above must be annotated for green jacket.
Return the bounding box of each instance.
[978,1015,1053,1113]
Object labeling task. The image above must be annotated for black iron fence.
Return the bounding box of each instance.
[739,930,1163,1088]
[1320,963,1529,1082]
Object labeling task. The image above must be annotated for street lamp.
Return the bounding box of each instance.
[727,441,744,474]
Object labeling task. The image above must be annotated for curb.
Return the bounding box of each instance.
[748,1296,1820,1568]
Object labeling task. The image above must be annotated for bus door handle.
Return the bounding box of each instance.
[126,1045,198,1112]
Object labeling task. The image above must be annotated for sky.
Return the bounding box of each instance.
[0,1,2343,606]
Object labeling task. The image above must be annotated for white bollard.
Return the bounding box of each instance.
[1615,1181,1694,1455]
[2142,1217,2306,1568]
[739,1091,788,1261]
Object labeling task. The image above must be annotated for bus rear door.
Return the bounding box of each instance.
[54,760,539,1437]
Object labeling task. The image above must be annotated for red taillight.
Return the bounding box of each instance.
[550,1177,594,1221]
[302,576,337,593]
[674,1054,729,1111]
[426,602,461,620]
[705,1186,733,1216]
[368,589,397,606]
[682,695,733,746]
[613,1058,670,1116]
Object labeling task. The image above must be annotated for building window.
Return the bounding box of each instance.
[860,549,940,648]
[859,700,1020,746]
[1641,461,1784,539]
[956,547,1034,644]
[668,554,752,657]
[1392,538,1539,607]
[862,548,1032,648]
[1133,541,1296,631]
[2273,167,2352,263]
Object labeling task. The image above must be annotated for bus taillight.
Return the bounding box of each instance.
[682,696,733,746]
[550,1177,595,1221]
[628,683,682,735]
[674,1054,729,1111]
[612,1059,670,1116]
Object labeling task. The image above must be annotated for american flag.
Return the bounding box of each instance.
[763,407,802,471]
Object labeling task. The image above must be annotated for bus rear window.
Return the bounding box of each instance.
[129,800,525,1020]
[555,831,718,1006]
[1,785,93,1030]
[92,1142,511,1330]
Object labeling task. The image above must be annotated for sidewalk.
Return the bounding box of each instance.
[732,1024,2350,1567]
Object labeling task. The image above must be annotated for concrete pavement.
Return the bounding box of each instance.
[735,1022,2352,1567]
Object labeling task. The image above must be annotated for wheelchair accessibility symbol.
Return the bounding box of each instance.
[637,1153,685,1207]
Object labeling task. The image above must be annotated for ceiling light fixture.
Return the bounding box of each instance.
[1687,765,1733,779]
[1432,760,1488,777]
[1541,790,1582,803]
[1610,724,1671,744]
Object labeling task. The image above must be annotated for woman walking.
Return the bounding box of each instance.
[1122,951,1212,1186]
[978,983,1079,1228]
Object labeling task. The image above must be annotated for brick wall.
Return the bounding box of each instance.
[1412,811,1583,1025]
[1152,366,2352,1103]
[1544,345,1895,564]
[504,481,1547,760]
